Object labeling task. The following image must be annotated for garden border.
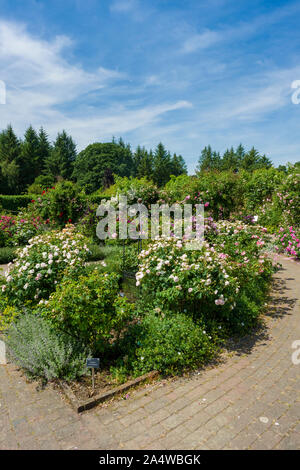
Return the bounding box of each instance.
[58,370,159,413]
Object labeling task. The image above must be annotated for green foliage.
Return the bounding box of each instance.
[0,125,21,194]
[0,246,17,264]
[5,313,89,382]
[37,127,52,174]
[164,172,245,219]
[0,298,20,332]
[86,243,106,261]
[76,203,99,242]
[273,171,300,226]
[73,141,134,193]
[0,125,54,194]
[27,174,55,195]
[0,195,33,212]
[152,142,186,187]
[196,171,244,219]
[40,269,135,351]
[197,144,272,173]
[100,176,159,206]
[121,244,140,273]
[243,168,285,211]
[20,126,40,186]
[45,130,77,180]
[136,223,275,334]
[164,174,198,202]
[29,181,87,226]
[120,312,215,375]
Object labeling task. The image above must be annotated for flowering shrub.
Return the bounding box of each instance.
[136,224,275,332]
[2,225,90,306]
[10,213,52,246]
[277,226,300,258]
[243,168,285,212]
[76,203,99,242]
[0,215,16,247]
[163,174,195,203]
[0,212,53,247]
[100,176,159,207]
[39,269,135,351]
[272,172,300,227]
[136,237,240,319]
[208,220,272,258]
[28,181,87,227]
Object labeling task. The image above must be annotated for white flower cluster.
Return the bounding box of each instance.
[135,237,239,309]
[2,226,90,300]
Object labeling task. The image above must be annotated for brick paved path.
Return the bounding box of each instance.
[0,256,299,450]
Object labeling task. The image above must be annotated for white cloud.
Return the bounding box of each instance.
[181,3,300,55]
[0,19,191,149]
[182,30,221,53]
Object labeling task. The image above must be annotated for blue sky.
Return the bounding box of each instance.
[0,0,299,172]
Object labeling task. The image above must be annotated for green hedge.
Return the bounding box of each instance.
[3,192,124,213]
[0,246,17,264]
[0,195,35,212]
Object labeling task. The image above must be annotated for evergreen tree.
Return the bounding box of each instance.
[170,153,187,176]
[45,130,77,180]
[37,127,52,174]
[211,151,221,170]
[196,145,214,172]
[241,147,261,171]
[257,154,272,169]
[152,143,172,186]
[235,143,245,167]
[222,147,237,170]
[19,125,40,188]
[133,145,144,175]
[137,149,153,179]
[0,125,21,193]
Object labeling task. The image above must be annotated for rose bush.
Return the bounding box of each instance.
[2,225,90,306]
[0,215,15,247]
[276,226,300,259]
[136,222,275,333]
[28,181,87,227]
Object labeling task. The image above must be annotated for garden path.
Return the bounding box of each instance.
[0,256,299,450]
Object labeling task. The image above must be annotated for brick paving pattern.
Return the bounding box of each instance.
[0,256,299,450]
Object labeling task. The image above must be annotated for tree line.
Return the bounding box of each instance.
[0,124,275,195]
[0,125,187,194]
[196,144,272,172]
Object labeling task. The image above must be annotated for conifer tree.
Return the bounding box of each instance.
[137,149,154,179]
[0,125,21,193]
[19,125,40,187]
[45,130,77,180]
[196,145,214,172]
[152,143,172,186]
[170,153,187,176]
[37,127,52,174]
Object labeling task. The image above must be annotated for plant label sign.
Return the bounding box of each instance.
[87,358,100,368]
